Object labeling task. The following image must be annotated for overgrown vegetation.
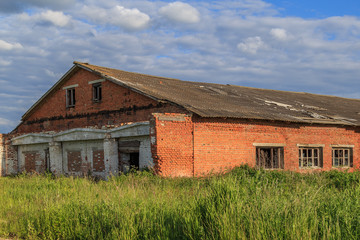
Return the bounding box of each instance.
[1,166,360,239]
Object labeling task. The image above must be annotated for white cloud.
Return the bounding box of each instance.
[0,117,14,126]
[237,36,265,54]
[270,28,288,41]
[19,10,72,27]
[159,1,200,24]
[81,5,150,31]
[0,40,22,51]
[38,10,71,27]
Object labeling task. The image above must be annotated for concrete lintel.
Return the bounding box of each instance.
[109,122,150,138]
[330,144,355,148]
[54,128,106,142]
[12,133,53,145]
[88,79,105,85]
[62,84,79,90]
[297,144,325,148]
[253,143,286,147]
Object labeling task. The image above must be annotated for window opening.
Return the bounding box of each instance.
[93,83,102,102]
[66,88,76,107]
[332,148,353,167]
[256,147,284,169]
[299,147,323,168]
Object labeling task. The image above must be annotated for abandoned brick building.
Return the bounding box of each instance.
[1,61,360,177]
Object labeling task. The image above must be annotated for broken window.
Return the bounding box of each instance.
[299,147,323,168]
[256,147,284,169]
[66,88,76,107]
[332,148,353,167]
[92,83,102,102]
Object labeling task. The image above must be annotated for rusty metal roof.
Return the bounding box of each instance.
[22,61,360,126]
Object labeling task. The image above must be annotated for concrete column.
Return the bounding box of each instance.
[139,137,154,169]
[104,137,119,177]
[49,141,63,175]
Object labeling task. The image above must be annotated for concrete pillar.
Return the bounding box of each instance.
[104,137,119,177]
[139,138,154,169]
[49,141,63,175]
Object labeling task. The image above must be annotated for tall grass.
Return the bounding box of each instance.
[1,166,360,239]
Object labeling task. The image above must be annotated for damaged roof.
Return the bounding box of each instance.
[23,61,360,126]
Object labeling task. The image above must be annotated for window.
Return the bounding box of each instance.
[256,147,284,169]
[92,83,102,102]
[332,148,353,167]
[66,88,76,107]
[299,147,323,168]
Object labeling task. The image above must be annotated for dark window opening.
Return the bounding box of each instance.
[256,147,284,169]
[299,147,323,168]
[93,83,102,102]
[332,148,353,167]
[66,88,76,107]
[129,152,139,170]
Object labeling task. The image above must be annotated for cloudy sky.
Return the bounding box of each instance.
[0,0,360,133]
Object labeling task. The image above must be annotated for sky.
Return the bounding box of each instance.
[0,0,360,133]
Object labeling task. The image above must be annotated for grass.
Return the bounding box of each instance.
[1,166,360,239]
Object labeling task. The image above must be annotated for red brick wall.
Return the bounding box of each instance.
[14,69,187,134]
[152,115,360,177]
[151,113,194,177]
[24,151,46,173]
[193,117,360,175]
[93,150,105,172]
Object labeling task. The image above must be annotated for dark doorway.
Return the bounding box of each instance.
[129,152,140,170]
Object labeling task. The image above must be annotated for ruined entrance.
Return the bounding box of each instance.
[119,141,140,172]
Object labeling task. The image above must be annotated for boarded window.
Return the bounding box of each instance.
[299,147,323,168]
[92,149,105,172]
[256,147,284,169]
[332,148,353,167]
[24,151,38,172]
[67,151,82,172]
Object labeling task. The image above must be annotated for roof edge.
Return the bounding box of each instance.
[21,64,79,121]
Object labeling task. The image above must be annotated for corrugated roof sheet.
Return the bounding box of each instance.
[23,61,360,126]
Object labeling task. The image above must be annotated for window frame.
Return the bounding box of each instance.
[256,146,284,169]
[66,88,76,108]
[332,147,353,168]
[298,147,323,168]
[92,83,102,102]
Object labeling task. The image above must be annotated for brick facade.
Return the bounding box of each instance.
[3,63,360,178]
[14,69,187,134]
[151,114,360,176]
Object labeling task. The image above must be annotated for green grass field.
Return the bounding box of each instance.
[1,166,360,239]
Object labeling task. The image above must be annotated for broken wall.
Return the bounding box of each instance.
[151,113,194,177]
[0,134,4,176]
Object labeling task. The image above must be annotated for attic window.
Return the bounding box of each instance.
[66,88,76,108]
[93,83,102,102]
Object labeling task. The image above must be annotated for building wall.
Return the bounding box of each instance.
[151,114,360,177]
[14,69,187,134]
[151,113,194,177]
[18,143,49,173]
[0,134,4,176]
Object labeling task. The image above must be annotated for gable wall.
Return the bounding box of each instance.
[14,69,186,134]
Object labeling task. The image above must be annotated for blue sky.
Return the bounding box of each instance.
[0,0,359,133]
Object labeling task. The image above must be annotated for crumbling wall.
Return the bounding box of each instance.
[151,113,194,177]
